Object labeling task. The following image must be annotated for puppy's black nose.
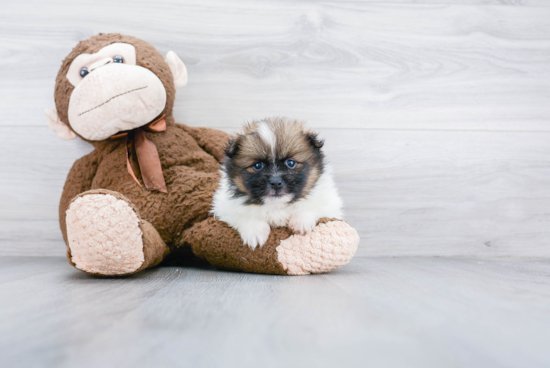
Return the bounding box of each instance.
[269,177,284,189]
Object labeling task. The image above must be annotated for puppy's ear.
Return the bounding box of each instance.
[224,136,240,158]
[306,132,324,150]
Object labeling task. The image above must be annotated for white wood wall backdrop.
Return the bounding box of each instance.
[1,0,550,257]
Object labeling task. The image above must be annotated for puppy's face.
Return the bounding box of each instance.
[224,118,325,205]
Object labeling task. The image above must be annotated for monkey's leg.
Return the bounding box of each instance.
[177,217,359,275]
[64,189,169,276]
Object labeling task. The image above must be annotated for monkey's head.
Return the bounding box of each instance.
[45,33,188,141]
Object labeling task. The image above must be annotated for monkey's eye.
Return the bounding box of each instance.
[252,162,265,172]
[285,159,297,169]
[79,67,89,78]
[113,55,124,63]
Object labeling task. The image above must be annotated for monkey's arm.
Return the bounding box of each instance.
[179,124,230,162]
[176,217,359,275]
[59,149,104,245]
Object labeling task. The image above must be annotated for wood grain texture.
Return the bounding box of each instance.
[1,256,549,367]
[1,1,550,131]
[1,0,550,257]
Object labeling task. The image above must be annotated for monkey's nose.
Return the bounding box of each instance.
[269,177,284,190]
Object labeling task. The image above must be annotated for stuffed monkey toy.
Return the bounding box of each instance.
[45,34,359,276]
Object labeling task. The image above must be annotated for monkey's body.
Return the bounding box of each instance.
[60,121,220,272]
[48,34,359,277]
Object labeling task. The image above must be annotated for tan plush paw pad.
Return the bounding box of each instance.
[66,194,144,276]
[276,221,359,275]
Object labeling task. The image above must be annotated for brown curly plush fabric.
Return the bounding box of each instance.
[54,34,358,277]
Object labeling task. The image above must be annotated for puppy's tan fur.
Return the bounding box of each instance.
[230,117,322,198]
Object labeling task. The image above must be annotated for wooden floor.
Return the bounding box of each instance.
[1,256,549,368]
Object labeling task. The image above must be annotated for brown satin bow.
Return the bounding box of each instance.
[110,114,168,193]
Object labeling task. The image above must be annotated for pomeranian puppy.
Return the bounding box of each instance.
[211,117,343,249]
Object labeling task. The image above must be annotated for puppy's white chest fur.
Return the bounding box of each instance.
[211,168,343,249]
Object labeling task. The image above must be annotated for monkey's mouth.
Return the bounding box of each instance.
[77,86,148,117]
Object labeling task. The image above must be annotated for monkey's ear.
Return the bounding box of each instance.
[45,109,77,140]
[165,51,188,89]
[306,132,324,150]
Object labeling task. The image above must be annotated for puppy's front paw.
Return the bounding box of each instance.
[239,221,271,250]
[288,212,318,234]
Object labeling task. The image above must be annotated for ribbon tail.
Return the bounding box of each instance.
[126,136,142,187]
[134,129,168,193]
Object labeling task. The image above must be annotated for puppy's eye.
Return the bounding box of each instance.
[285,159,297,169]
[252,162,265,172]
[80,67,89,78]
[113,55,124,63]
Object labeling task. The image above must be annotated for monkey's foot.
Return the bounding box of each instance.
[276,220,360,275]
[66,191,145,276]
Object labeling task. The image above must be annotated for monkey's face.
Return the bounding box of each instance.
[46,34,188,142]
[66,43,166,140]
